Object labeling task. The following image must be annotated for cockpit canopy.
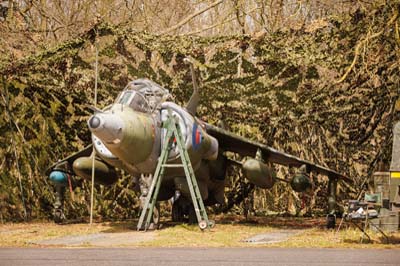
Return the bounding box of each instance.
[117,90,150,113]
[115,79,171,113]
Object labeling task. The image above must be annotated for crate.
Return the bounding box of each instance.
[379,209,399,232]
[373,172,390,200]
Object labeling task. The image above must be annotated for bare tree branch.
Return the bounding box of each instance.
[335,7,399,84]
[158,0,224,35]
[184,6,260,36]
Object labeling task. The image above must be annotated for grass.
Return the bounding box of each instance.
[141,223,273,247]
[0,222,107,247]
[1,215,400,248]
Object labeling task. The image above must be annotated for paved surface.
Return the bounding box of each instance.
[1,247,400,266]
[30,229,295,247]
[243,230,301,244]
[31,231,155,246]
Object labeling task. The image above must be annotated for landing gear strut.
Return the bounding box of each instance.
[327,177,338,229]
[53,185,66,224]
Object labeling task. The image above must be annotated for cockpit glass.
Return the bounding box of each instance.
[117,90,150,113]
[129,92,149,112]
[118,91,133,105]
[116,79,172,114]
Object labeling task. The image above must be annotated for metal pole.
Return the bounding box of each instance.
[90,33,99,225]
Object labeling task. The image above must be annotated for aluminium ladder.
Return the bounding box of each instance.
[137,109,211,231]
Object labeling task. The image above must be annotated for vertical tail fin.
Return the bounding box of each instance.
[184,58,199,116]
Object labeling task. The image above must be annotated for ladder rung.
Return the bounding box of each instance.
[162,164,184,168]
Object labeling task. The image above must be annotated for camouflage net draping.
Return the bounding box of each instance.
[1,2,399,221]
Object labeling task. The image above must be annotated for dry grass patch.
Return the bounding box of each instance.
[140,223,273,247]
[1,216,400,248]
[0,222,115,247]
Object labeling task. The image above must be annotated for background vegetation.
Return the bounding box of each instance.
[0,0,399,222]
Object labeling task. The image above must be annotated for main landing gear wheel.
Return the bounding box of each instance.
[53,209,65,224]
[188,205,198,224]
[172,202,184,222]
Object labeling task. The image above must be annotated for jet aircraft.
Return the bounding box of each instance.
[47,73,350,228]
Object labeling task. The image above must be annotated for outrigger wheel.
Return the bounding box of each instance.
[327,177,338,229]
[326,214,336,229]
[52,184,66,224]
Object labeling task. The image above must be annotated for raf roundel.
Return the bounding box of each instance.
[192,123,202,150]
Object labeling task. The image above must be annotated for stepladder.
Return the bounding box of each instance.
[137,109,212,231]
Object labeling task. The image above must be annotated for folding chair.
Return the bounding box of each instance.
[337,193,389,243]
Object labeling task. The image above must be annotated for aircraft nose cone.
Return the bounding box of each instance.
[87,113,124,144]
[89,115,101,129]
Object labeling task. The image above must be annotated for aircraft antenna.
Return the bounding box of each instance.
[89,30,99,225]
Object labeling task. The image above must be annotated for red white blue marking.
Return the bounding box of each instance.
[192,123,202,150]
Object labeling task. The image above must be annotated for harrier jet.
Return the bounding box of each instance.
[47,74,349,227]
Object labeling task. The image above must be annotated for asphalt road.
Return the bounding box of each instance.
[1,247,400,266]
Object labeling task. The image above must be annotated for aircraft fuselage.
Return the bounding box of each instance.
[74,81,224,207]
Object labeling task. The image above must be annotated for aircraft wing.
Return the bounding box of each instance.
[45,144,93,175]
[204,123,350,182]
